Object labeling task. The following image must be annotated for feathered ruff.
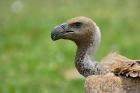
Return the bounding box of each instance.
[101,52,140,78]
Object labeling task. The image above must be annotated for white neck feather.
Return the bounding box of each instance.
[87,24,101,61]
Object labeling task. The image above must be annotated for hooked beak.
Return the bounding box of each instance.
[51,23,73,41]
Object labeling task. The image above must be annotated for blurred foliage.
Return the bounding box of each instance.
[0,0,140,93]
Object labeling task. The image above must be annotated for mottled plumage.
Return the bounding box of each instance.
[51,16,140,93]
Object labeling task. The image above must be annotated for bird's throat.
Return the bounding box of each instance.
[75,44,97,77]
[75,27,102,77]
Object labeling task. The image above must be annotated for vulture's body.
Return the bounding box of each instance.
[51,16,140,93]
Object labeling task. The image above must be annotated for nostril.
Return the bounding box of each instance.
[61,24,65,30]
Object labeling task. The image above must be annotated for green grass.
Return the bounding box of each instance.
[0,0,140,93]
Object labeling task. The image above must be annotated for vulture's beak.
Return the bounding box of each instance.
[51,23,73,41]
[51,24,65,41]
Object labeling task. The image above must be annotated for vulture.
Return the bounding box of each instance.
[51,16,140,93]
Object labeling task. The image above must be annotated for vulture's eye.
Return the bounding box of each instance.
[71,22,82,28]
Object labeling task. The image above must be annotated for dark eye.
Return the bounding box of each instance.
[72,22,82,28]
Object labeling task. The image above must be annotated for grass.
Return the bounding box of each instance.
[0,0,140,93]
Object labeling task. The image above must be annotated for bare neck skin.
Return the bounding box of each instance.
[75,26,104,77]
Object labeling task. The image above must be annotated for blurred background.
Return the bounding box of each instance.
[0,0,140,93]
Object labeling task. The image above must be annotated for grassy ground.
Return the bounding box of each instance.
[0,0,140,93]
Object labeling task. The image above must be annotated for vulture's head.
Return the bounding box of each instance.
[51,16,100,46]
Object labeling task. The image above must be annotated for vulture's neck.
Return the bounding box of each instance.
[75,26,103,77]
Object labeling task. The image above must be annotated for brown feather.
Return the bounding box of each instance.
[85,74,140,93]
[101,52,140,78]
